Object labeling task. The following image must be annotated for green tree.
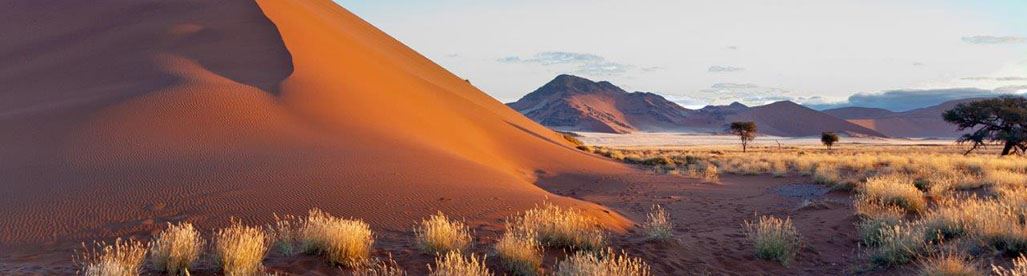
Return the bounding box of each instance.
[821,132,839,151]
[730,121,758,152]
[942,96,1027,156]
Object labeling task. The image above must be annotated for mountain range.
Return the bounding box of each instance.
[509,75,904,137]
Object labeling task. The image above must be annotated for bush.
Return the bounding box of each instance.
[513,203,606,250]
[428,251,491,276]
[554,248,651,276]
[743,216,801,265]
[76,239,147,276]
[214,220,270,275]
[415,211,473,254]
[149,222,205,274]
[299,209,375,267]
[641,204,673,241]
[494,225,542,275]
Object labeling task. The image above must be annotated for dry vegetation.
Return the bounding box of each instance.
[75,239,147,276]
[213,220,270,275]
[415,212,473,254]
[553,248,651,276]
[597,143,1027,270]
[744,215,802,265]
[918,253,980,276]
[298,209,375,267]
[428,251,492,276]
[494,225,543,275]
[149,222,205,274]
[510,203,606,251]
[641,204,673,241]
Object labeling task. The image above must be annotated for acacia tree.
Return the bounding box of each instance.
[730,121,757,152]
[821,132,839,151]
[942,96,1027,156]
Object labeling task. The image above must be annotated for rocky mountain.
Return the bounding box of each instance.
[510,75,888,137]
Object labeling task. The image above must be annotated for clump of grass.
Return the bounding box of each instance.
[299,209,375,267]
[855,198,905,246]
[553,248,651,276]
[428,251,492,276]
[213,220,270,275]
[415,212,473,254]
[921,199,969,242]
[813,164,840,185]
[702,165,720,183]
[918,253,980,276]
[354,255,406,276]
[871,222,926,266]
[993,254,1027,276]
[75,238,147,276]
[863,174,926,213]
[514,203,606,251]
[743,215,801,265]
[641,204,673,241]
[494,225,542,276]
[149,222,205,274]
[268,214,300,256]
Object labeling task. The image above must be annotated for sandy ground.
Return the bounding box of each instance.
[575,132,957,148]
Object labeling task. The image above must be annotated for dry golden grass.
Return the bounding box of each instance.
[149,222,205,274]
[743,215,801,265]
[993,254,1027,276]
[855,197,905,246]
[299,209,375,267]
[415,211,472,254]
[513,203,606,251]
[863,174,926,213]
[641,204,673,241]
[918,253,980,276]
[268,214,301,256]
[428,251,492,276]
[494,225,542,276]
[213,220,270,275]
[353,255,406,276]
[75,238,147,276]
[872,222,925,266]
[553,248,651,276]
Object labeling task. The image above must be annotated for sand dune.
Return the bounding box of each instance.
[0,0,630,255]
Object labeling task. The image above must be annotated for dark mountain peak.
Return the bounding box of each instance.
[764,100,802,108]
[728,102,748,108]
[539,74,626,95]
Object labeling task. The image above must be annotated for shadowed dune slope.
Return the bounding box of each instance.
[0,0,630,246]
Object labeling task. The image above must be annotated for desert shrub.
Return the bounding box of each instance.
[494,225,542,276]
[918,253,980,276]
[428,251,491,276]
[993,254,1027,276]
[863,174,926,213]
[553,249,651,276]
[514,203,605,250]
[743,215,801,265]
[149,222,205,274]
[921,199,969,242]
[213,220,270,275]
[75,239,147,276]
[299,209,375,267]
[855,198,905,247]
[641,204,673,241]
[415,212,473,254]
[813,164,840,185]
[872,222,926,266]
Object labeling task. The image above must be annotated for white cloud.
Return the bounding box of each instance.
[708,65,745,73]
[961,35,1027,44]
[498,51,632,77]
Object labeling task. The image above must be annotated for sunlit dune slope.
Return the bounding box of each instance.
[0,0,629,246]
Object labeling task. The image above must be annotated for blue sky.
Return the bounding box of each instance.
[334,0,1026,111]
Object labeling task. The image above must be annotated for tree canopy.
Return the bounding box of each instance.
[729,121,757,152]
[821,132,839,150]
[942,96,1027,155]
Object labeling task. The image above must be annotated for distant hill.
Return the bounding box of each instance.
[507,74,694,133]
[823,99,978,138]
[511,75,887,137]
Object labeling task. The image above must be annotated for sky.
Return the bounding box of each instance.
[334,0,1027,111]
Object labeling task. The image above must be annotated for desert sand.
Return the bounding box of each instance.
[0,0,632,272]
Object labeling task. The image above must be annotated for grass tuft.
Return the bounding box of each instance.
[75,238,147,276]
[743,215,801,265]
[553,248,651,276]
[641,204,673,241]
[494,225,542,276]
[415,211,473,254]
[299,209,375,267]
[428,251,492,276]
[918,253,980,276]
[513,203,606,251]
[213,220,270,275]
[149,222,205,274]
